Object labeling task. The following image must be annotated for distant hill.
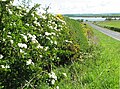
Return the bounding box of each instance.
[63,13,120,17]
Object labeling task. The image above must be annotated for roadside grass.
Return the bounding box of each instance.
[54,24,120,89]
[84,28,120,89]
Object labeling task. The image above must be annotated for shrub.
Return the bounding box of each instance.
[0,1,83,88]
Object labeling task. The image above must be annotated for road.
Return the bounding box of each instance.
[87,22,120,41]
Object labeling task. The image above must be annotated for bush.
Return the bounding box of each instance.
[0,1,83,88]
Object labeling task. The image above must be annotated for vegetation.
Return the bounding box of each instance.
[95,21,120,32]
[1,0,119,89]
[0,1,93,89]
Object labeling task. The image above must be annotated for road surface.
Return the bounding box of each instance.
[87,22,120,41]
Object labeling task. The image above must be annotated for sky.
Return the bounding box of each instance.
[13,0,120,14]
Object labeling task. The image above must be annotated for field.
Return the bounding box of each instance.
[96,20,120,32]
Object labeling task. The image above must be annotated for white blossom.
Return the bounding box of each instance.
[0,54,4,59]
[1,65,10,68]
[65,40,72,43]
[44,47,49,51]
[7,35,12,38]
[20,49,24,53]
[39,55,43,58]
[51,79,55,85]
[20,34,27,42]
[45,32,50,36]
[8,32,11,34]
[8,9,12,14]
[10,40,13,44]
[3,38,5,41]
[37,44,43,49]
[54,41,57,45]
[18,43,27,48]
[26,59,34,65]
[56,86,59,89]
[48,71,57,80]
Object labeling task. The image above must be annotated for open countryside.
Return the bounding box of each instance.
[0,0,120,89]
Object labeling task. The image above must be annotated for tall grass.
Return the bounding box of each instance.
[64,17,89,51]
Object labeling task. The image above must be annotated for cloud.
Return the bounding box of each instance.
[14,0,120,14]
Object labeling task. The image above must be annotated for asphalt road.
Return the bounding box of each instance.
[87,22,120,41]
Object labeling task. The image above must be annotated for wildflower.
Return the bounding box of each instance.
[26,59,34,65]
[18,43,27,48]
[0,54,3,59]
[45,32,50,36]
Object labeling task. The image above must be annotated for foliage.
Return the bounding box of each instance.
[64,17,89,51]
[0,0,83,88]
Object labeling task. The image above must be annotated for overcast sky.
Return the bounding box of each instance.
[14,0,120,14]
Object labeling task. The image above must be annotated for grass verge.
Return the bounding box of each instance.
[54,23,120,89]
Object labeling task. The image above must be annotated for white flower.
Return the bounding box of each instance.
[7,35,12,38]
[48,71,57,80]
[20,34,27,42]
[26,23,29,26]
[0,54,4,59]
[20,49,24,53]
[8,32,11,34]
[39,55,43,58]
[1,65,5,68]
[1,65,10,68]
[37,44,43,49]
[51,79,55,85]
[56,86,59,89]
[27,33,33,38]
[3,38,5,41]
[65,40,72,43]
[50,40,53,44]
[8,9,12,14]
[26,59,34,65]
[45,32,50,36]
[49,26,53,29]
[44,47,49,51]
[62,73,67,77]
[54,41,57,45]
[18,43,27,48]
[10,40,13,44]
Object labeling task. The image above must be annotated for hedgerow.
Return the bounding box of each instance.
[0,0,85,88]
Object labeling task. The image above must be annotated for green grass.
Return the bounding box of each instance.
[55,23,120,89]
[96,20,120,28]
[96,21,120,32]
